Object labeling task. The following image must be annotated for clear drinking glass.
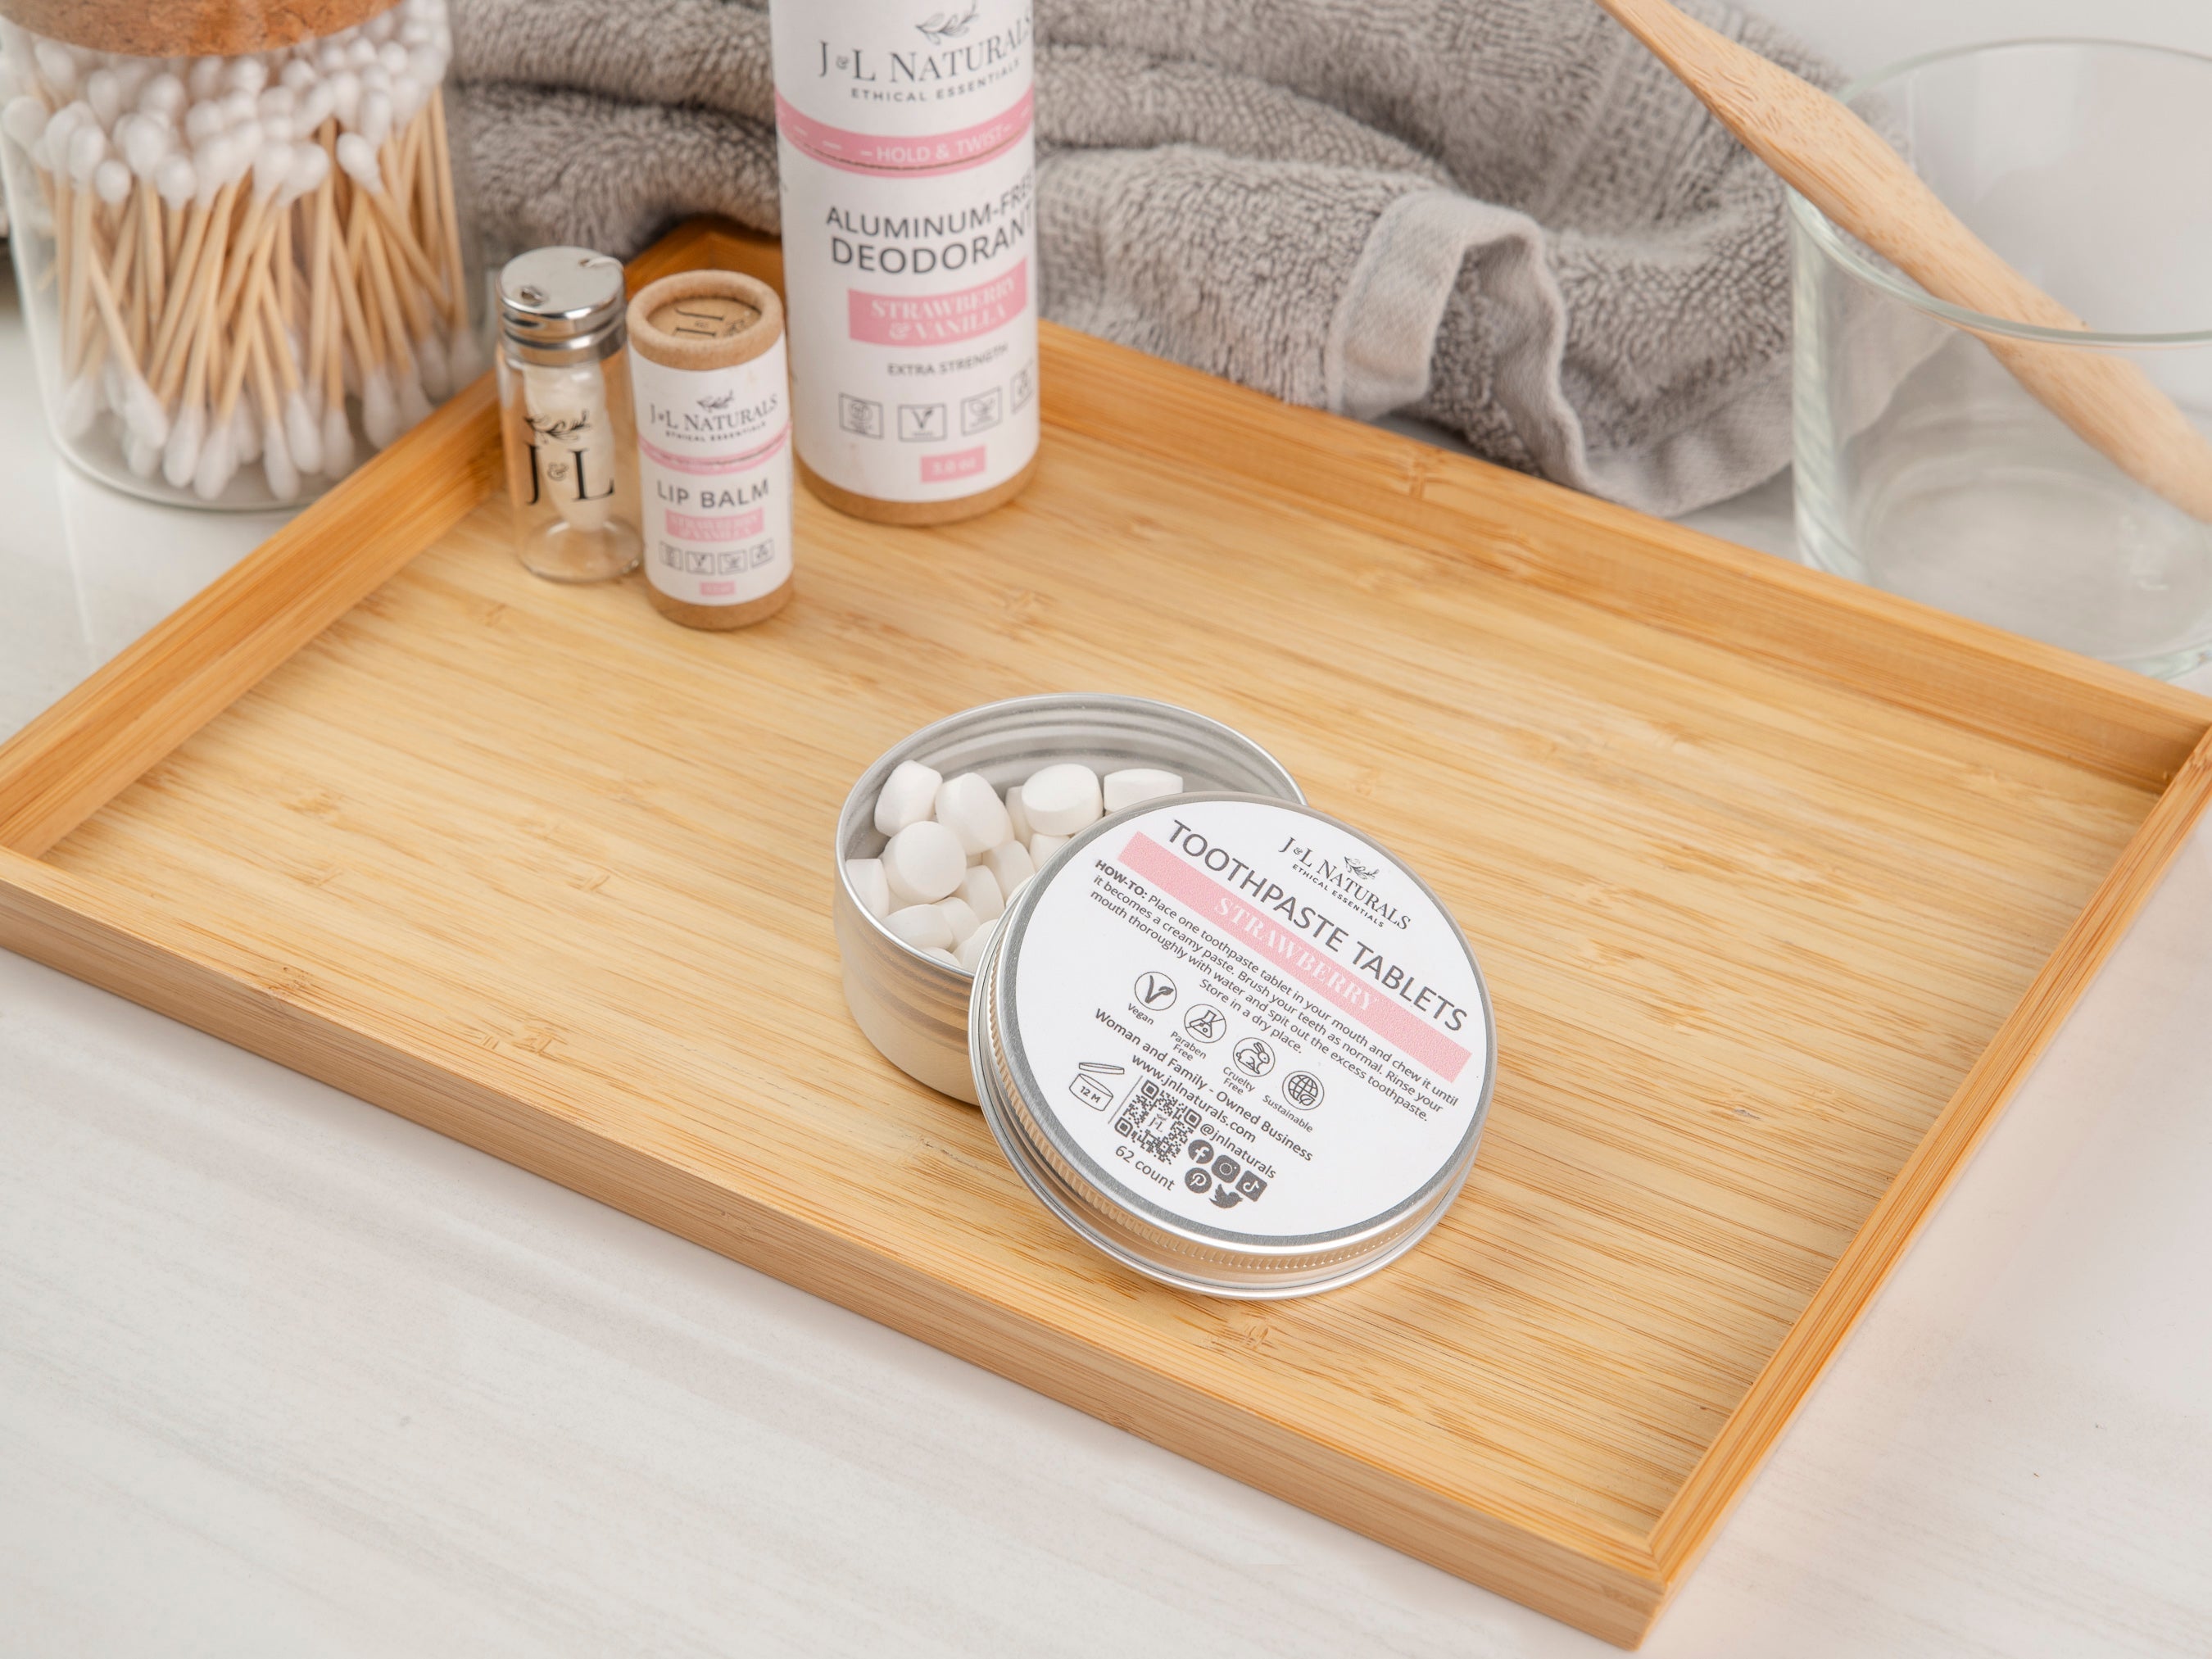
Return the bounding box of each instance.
[1791,39,2212,678]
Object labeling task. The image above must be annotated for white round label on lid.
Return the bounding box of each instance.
[1003,798,1491,1241]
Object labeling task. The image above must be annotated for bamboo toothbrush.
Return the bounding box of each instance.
[1593,0,2212,523]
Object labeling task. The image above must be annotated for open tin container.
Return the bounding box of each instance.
[835,694,1304,1099]
[835,696,1498,1299]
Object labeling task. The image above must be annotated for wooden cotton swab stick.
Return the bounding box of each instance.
[299,160,353,472]
[102,181,147,367]
[161,186,237,488]
[210,147,290,330]
[193,254,274,500]
[335,131,446,309]
[302,168,333,392]
[428,88,478,374]
[151,169,236,401]
[61,176,93,378]
[83,247,170,447]
[365,202,431,349]
[336,191,399,446]
[145,154,202,369]
[97,166,138,337]
[130,179,160,360]
[244,310,299,499]
[258,279,322,474]
[408,111,444,286]
[275,200,297,335]
[356,197,431,428]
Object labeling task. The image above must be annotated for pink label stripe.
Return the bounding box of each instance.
[1117,832,1473,1084]
[775,88,1031,177]
[665,507,765,542]
[637,426,789,477]
[850,261,1027,347]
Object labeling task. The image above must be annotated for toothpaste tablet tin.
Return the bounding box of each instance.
[972,796,1494,1298]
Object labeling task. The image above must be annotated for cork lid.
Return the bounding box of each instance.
[0,0,399,58]
[628,271,784,372]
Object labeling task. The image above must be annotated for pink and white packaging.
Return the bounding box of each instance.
[769,0,1040,507]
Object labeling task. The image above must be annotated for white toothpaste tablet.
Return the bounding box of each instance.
[845,857,892,919]
[874,759,942,836]
[935,771,1013,855]
[1021,763,1103,836]
[1104,767,1185,814]
[1029,832,1071,866]
[883,819,966,904]
[986,840,1036,897]
[955,915,999,972]
[922,945,961,968]
[886,903,956,950]
[1004,784,1032,843]
[939,895,981,946]
[957,863,1004,922]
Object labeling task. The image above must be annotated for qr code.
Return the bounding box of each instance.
[1113,1077,1200,1163]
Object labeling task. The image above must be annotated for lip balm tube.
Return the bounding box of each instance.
[627,270,796,629]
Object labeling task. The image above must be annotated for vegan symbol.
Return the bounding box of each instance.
[1134,972,1177,1011]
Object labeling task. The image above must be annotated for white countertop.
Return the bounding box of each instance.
[7,5,2211,1646]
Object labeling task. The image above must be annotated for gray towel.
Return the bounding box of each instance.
[455,0,1840,516]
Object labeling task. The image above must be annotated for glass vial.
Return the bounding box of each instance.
[495,246,641,582]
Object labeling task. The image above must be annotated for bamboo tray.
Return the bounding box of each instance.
[6,220,2210,1647]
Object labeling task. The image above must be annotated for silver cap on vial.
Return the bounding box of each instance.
[496,247,627,365]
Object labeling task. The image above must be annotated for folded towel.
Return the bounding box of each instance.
[455,0,1841,515]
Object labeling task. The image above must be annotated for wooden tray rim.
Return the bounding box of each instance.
[5,219,2210,1644]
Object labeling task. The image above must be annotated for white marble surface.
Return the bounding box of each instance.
[6,5,2212,1648]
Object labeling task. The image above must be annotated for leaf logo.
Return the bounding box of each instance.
[526,413,592,442]
[918,0,977,42]
[698,391,736,411]
[1343,857,1380,882]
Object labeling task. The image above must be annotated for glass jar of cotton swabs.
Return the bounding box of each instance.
[0,0,485,508]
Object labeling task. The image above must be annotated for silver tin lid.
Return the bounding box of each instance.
[497,247,628,363]
[972,795,1495,1299]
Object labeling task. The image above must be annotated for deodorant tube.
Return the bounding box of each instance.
[769,0,1040,524]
